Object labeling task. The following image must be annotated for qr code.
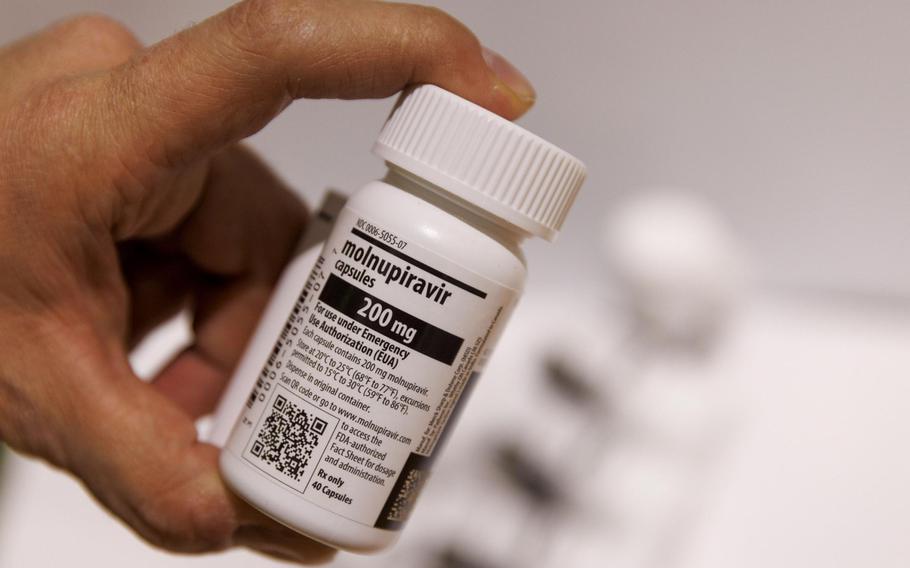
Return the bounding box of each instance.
[250,393,329,482]
[386,468,428,523]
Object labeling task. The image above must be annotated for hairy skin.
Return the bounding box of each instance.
[0,1,534,562]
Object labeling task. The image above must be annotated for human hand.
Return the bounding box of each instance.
[0,0,534,562]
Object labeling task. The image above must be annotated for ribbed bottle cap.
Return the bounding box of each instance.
[373,85,586,241]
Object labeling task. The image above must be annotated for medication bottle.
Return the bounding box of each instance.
[220,84,586,552]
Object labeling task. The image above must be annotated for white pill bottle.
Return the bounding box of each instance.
[220,84,586,552]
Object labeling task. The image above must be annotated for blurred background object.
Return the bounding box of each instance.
[602,189,748,350]
[2,1,910,567]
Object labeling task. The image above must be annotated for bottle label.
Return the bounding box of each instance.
[225,206,518,530]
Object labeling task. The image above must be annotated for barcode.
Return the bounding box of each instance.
[386,468,427,523]
[250,392,329,482]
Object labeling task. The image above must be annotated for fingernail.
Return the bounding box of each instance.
[482,46,536,105]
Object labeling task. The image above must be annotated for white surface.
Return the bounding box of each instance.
[2,290,910,567]
[679,295,910,568]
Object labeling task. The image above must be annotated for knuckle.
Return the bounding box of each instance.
[137,486,236,553]
[54,13,141,63]
[227,0,314,53]
[409,5,479,63]
[23,79,109,174]
[413,5,469,40]
[0,369,69,467]
[0,82,86,201]
[56,13,133,41]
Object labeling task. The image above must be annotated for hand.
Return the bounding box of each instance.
[0,0,534,562]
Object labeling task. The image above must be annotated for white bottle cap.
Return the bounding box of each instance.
[373,85,586,241]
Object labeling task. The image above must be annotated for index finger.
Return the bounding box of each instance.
[108,0,533,170]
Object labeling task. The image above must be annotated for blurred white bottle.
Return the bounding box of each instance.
[602,188,748,349]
